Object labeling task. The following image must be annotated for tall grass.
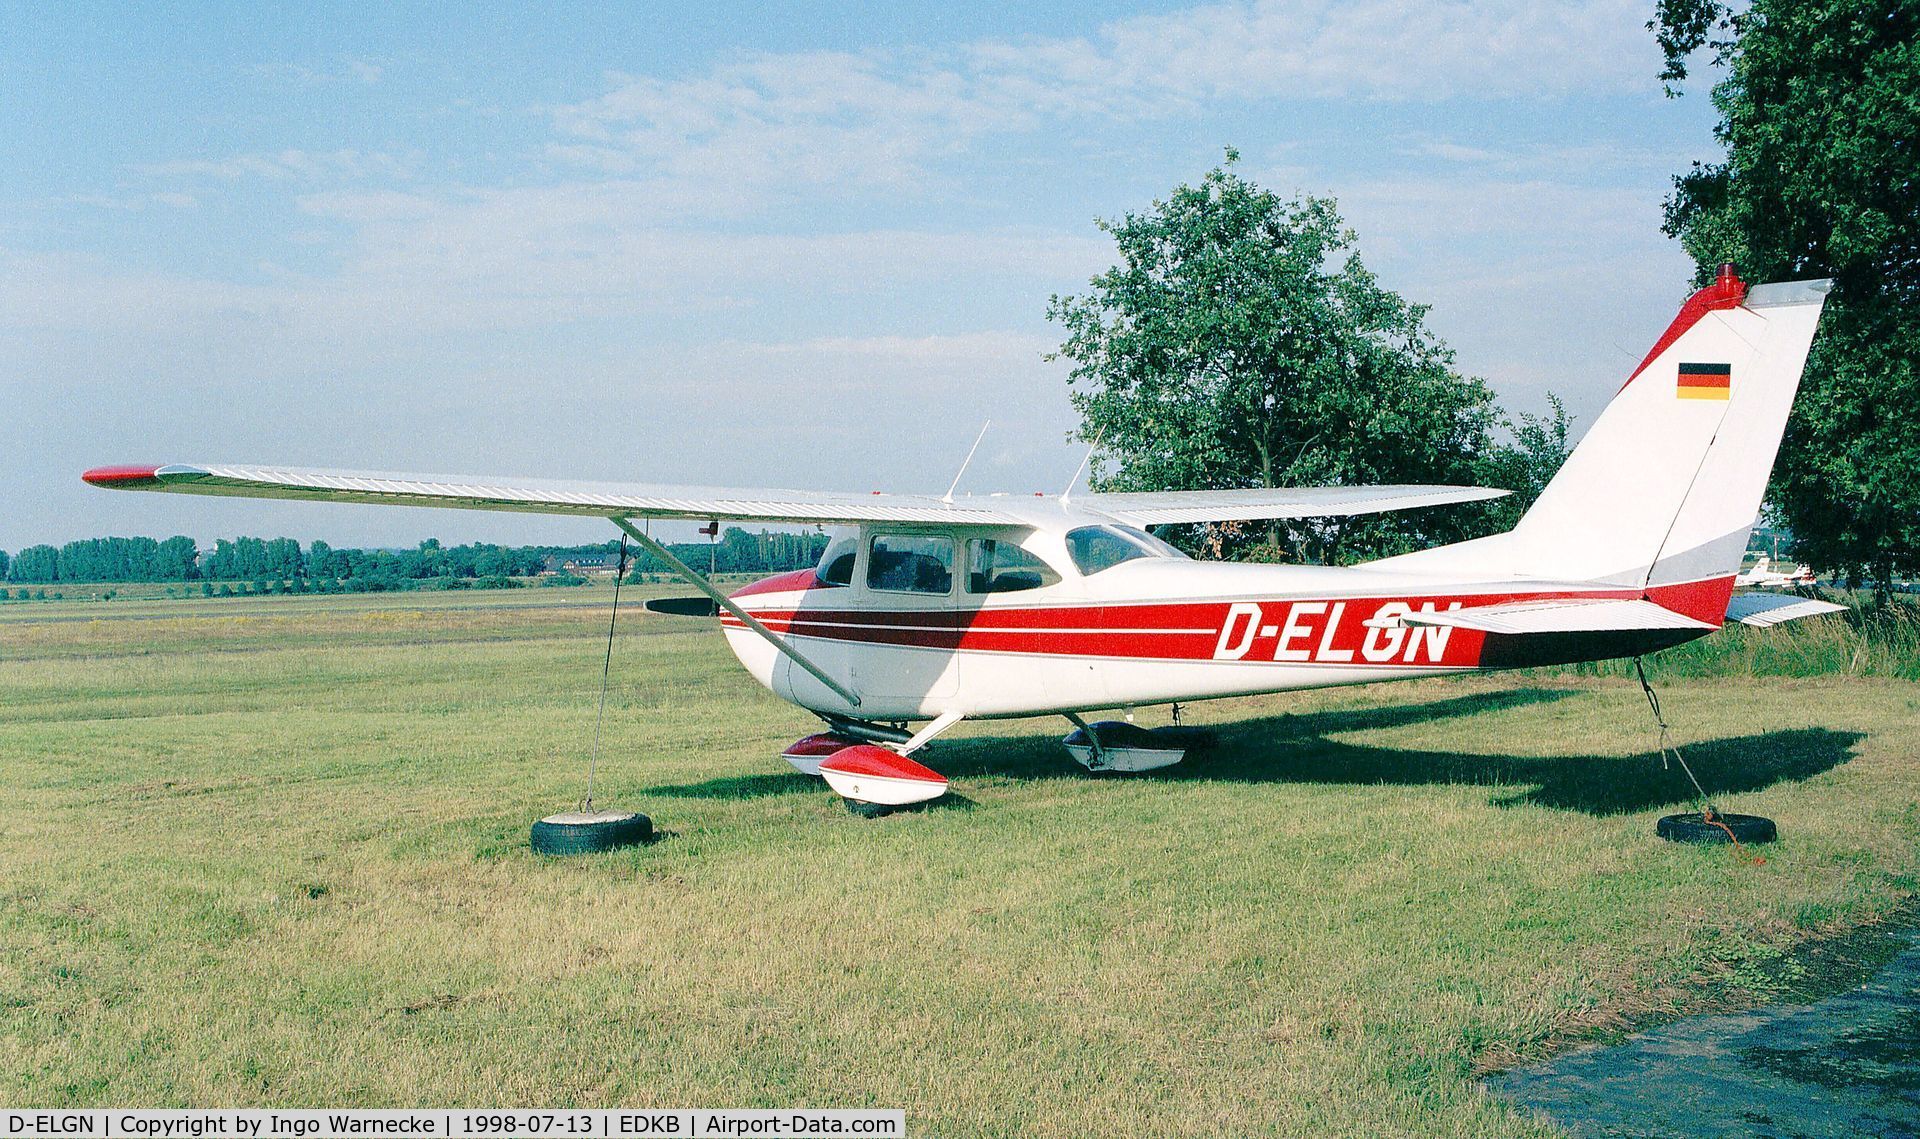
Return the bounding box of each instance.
[1557,593,1920,681]
[1,591,1917,1134]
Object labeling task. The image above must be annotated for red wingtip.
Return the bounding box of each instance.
[82,465,163,488]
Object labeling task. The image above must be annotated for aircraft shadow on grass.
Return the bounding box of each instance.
[647,687,1864,817]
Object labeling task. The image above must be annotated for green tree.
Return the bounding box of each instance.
[0,550,7,581]
[1047,155,1504,563]
[157,536,199,580]
[265,538,304,580]
[1653,0,1920,586]
[10,545,59,582]
[1467,395,1574,535]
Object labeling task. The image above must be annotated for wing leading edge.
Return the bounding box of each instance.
[1077,484,1509,525]
[83,463,1508,527]
[83,463,1020,526]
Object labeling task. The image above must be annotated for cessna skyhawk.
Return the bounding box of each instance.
[1736,555,1817,589]
[86,267,1845,809]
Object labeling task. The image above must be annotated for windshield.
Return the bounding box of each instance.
[1064,525,1188,576]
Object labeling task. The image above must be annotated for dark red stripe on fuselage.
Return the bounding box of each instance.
[719,579,1733,669]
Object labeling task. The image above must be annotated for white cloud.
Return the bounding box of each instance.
[1415,141,1502,163]
[550,0,1660,194]
[1401,137,1707,179]
[249,58,386,87]
[82,0,1668,352]
[139,149,413,182]
[63,192,200,211]
[742,331,1054,366]
[0,221,1106,340]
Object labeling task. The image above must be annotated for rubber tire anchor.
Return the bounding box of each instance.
[1656,811,1777,845]
[531,810,653,855]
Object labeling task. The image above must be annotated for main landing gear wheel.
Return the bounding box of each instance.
[1656,812,1777,845]
[844,799,908,819]
[531,810,654,855]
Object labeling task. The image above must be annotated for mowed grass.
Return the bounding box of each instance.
[2,589,1917,1136]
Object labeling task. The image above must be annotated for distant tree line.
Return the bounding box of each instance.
[0,529,831,590]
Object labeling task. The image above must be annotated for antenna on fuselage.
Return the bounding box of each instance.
[942,420,991,504]
[1059,427,1104,505]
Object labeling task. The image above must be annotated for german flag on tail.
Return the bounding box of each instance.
[1677,362,1731,400]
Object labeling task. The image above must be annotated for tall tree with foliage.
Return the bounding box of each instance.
[1047,156,1508,563]
[9,545,58,582]
[1654,0,1920,586]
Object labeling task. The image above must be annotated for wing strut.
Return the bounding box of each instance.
[610,517,861,708]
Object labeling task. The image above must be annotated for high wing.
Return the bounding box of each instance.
[85,463,1507,527]
[83,463,1021,526]
[1078,485,1508,526]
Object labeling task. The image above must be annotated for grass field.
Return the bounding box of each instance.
[2,588,1917,1136]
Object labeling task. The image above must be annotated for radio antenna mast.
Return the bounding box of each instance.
[1060,428,1104,504]
[943,421,991,504]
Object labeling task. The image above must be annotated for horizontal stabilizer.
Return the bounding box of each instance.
[1384,598,1717,635]
[1080,484,1507,525]
[1724,593,1849,628]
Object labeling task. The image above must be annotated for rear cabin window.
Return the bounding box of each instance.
[966,539,1062,594]
[815,534,858,586]
[867,534,954,594]
[1065,525,1186,576]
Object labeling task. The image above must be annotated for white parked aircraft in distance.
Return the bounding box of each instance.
[86,266,1848,810]
[1735,555,1817,589]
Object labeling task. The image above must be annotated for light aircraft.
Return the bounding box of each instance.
[1735,555,1817,589]
[85,267,1847,810]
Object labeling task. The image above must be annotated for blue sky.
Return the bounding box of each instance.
[3,1,1722,551]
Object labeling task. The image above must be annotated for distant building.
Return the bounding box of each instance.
[541,552,621,576]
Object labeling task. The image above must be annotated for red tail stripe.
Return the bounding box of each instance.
[1622,267,1746,390]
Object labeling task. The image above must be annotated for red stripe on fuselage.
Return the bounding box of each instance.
[718,579,1733,669]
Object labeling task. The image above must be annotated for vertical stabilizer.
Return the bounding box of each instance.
[1374,268,1830,621]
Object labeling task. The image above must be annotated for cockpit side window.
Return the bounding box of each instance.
[815,533,858,586]
[966,538,1062,594]
[867,534,954,594]
[1064,525,1187,576]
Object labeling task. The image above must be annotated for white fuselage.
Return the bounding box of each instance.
[718,509,1726,723]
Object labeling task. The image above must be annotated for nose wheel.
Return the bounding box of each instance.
[793,710,965,816]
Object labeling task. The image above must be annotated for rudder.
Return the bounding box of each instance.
[1373,267,1830,622]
